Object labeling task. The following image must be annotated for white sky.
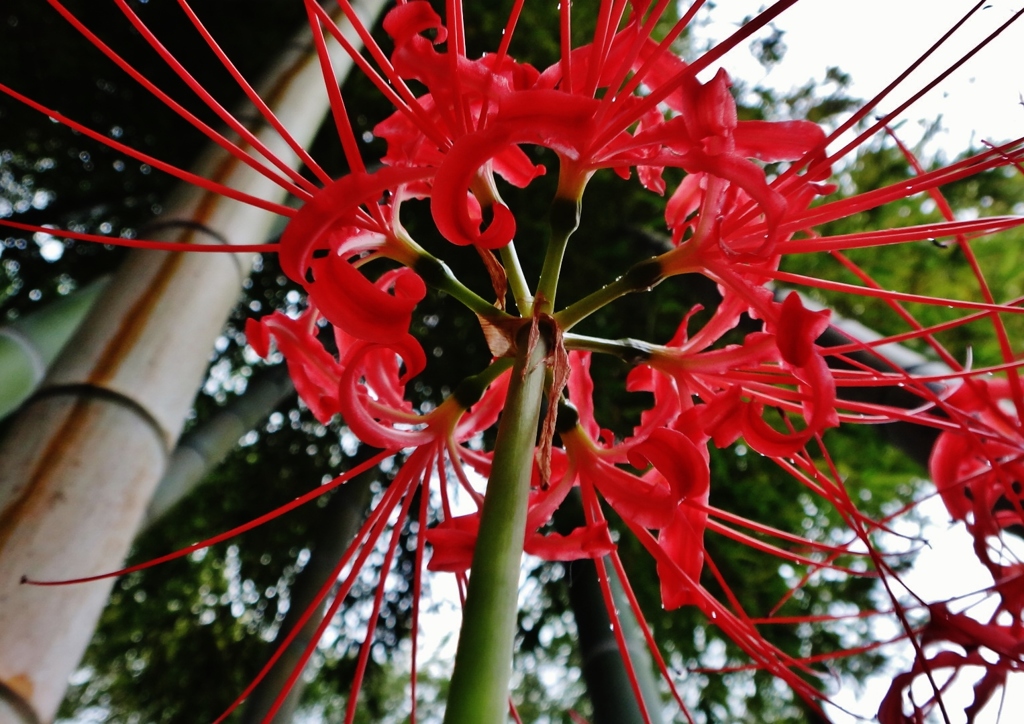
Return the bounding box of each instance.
[695,0,1024,156]
[692,3,1024,722]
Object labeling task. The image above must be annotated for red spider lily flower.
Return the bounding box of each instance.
[546,378,837,709]
[363,0,833,254]
[420,350,706,595]
[12,0,1024,722]
[277,168,432,349]
[245,308,344,424]
[644,291,838,457]
[245,306,524,721]
[632,37,830,254]
[375,5,545,186]
[879,603,1023,724]
[931,379,1024,544]
[879,649,1011,724]
[245,265,428,424]
[424,442,621,572]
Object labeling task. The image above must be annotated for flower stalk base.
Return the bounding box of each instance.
[442,328,550,724]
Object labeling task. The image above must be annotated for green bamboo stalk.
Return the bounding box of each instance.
[0,277,108,421]
[239,463,376,724]
[141,364,295,529]
[443,327,549,724]
[554,490,664,724]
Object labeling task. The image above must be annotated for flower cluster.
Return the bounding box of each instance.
[11,0,1024,722]
[242,1,1024,720]
[876,378,1024,723]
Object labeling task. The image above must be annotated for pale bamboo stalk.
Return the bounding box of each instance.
[0,2,387,721]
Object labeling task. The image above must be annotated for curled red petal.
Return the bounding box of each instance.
[628,427,710,501]
[879,650,993,724]
[566,431,676,529]
[246,311,343,424]
[617,367,681,456]
[733,120,826,163]
[245,315,272,358]
[309,258,426,346]
[689,150,789,245]
[567,351,601,441]
[491,144,547,188]
[923,602,1023,658]
[525,449,575,532]
[590,463,676,529]
[337,341,430,450]
[430,129,518,248]
[685,68,737,141]
[665,173,703,238]
[279,166,432,284]
[382,0,447,47]
[525,522,615,561]
[698,388,746,449]
[425,514,478,572]
[739,348,838,458]
[656,502,709,610]
[431,92,608,248]
[775,292,830,367]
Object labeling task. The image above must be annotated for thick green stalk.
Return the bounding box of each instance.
[564,332,655,363]
[416,255,513,322]
[443,328,549,724]
[535,197,581,313]
[500,241,533,316]
[556,257,663,330]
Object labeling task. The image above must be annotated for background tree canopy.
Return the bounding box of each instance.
[2,2,1023,723]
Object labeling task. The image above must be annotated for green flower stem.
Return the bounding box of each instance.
[535,197,581,313]
[416,255,512,322]
[499,241,533,316]
[563,332,655,364]
[453,357,516,408]
[555,257,664,331]
[443,326,549,724]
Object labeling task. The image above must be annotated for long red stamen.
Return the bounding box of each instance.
[210,469,407,724]
[887,128,1024,424]
[592,554,654,724]
[44,0,314,201]
[22,450,393,586]
[817,5,1024,176]
[342,476,419,724]
[305,0,450,150]
[607,552,695,724]
[494,0,526,64]
[595,0,800,150]
[110,0,321,196]
[304,0,368,177]
[0,218,281,254]
[175,0,335,186]
[0,83,295,218]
